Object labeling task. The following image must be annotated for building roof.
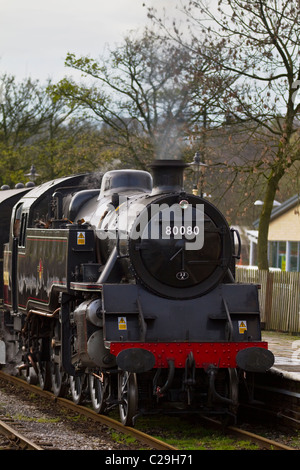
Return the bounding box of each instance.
[269,194,300,220]
[253,194,300,228]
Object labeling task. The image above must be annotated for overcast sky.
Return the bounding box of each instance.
[0,0,180,82]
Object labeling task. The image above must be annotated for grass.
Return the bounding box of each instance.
[135,415,259,450]
[110,430,139,446]
[13,413,60,424]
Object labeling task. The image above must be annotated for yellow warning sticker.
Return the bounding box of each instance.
[238,321,247,334]
[118,317,127,330]
[77,232,85,245]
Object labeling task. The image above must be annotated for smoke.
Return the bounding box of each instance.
[154,121,186,160]
[80,171,103,189]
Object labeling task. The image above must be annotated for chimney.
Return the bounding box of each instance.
[150,159,188,194]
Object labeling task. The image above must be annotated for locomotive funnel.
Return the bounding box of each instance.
[150,159,188,194]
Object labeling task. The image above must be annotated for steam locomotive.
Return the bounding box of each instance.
[0,159,274,425]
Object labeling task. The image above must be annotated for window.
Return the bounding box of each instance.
[289,241,299,272]
[19,213,28,247]
[278,241,286,270]
[269,241,278,268]
[268,241,300,272]
[13,203,23,238]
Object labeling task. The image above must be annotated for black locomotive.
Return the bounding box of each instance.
[0,159,274,425]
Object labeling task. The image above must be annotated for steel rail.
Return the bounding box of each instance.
[1,370,296,451]
[201,416,296,451]
[0,370,177,451]
[0,418,43,450]
[226,424,295,451]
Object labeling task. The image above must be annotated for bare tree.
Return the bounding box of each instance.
[165,0,300,268]
[51,29,235,170]
[58,32,194,166]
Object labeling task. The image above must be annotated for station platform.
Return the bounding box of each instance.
[262,331,300,381]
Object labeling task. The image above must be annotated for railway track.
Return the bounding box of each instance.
[199,416,296,451]
[0,370,297,451]
[0,417,44,450]
[0,370,176,451]
[227,424,296,450]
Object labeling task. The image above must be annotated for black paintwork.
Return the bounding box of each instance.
[0,162,273,411]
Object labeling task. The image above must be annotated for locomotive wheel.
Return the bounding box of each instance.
[220,368,239,425]
[37,338,52,390]
[50,324,68,396]
[25,367,38,385]
[70,374,87,404]
[89,372,108,414]
[227,368,239,414]
[37,361,52,391]
[118,371,138,426]
[23,354,38,385]
[51,363,68,397]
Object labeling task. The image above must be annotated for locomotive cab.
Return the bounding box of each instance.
[0,188,30,299]
[2,173,102,316]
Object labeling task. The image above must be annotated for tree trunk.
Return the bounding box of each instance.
[257,169,284,270]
